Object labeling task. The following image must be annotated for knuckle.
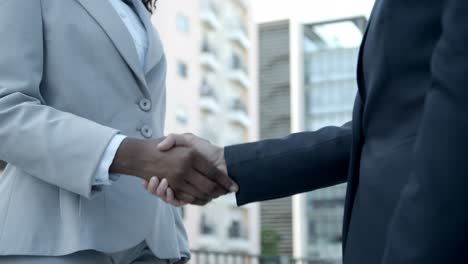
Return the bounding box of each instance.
[185,133,195,140]
[201,193,211,201]
[173,168,184,178]
[208,183,218,194]
[183,149,195,161]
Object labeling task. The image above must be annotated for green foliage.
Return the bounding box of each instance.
[261,228,282,256]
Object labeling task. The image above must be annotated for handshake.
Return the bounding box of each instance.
[110,134,237,206]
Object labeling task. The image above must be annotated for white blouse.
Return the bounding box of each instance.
[108,0,149,67]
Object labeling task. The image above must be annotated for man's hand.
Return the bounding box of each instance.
[109,137,237,206]
[143,134,236,207]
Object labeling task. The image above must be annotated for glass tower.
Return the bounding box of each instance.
[303,17,366,263]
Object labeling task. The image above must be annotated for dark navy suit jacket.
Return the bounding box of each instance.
[225,0,468,263]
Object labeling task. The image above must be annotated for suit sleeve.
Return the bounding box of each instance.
[0,0,119,199]
[383,1,468,263]
[225,123,352,206]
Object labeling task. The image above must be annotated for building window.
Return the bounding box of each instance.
[231,52,248,73]
[200,214,215,235]
[231,53,242,70]
[228,220,242,239]
[177,61,188,78]
[176,14,190,33]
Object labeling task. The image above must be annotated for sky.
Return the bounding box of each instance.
[251,0,376,23]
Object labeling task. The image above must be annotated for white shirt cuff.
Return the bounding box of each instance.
[93,134,127,186]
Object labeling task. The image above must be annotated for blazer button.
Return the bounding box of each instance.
[140,125,153,138]
[139,99,152,112]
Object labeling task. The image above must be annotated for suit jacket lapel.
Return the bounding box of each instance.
[342,9,376,249]
[133,0,164,75]
[76,0,147,87]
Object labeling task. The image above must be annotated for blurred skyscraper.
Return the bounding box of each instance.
[304,17,366,263]
[258,17,366,263]
[152,0,260,258]
[257,20,294,257]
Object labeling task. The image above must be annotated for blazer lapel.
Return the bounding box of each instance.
[342,7,376,249]
[342,95,364,250]
[76,0,147,87]
[133,0,164,75]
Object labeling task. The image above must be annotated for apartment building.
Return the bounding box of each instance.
[152,0,260,257]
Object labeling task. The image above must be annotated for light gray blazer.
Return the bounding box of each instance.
[0,0,189,260]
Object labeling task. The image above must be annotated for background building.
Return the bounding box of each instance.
[257,20,294,256]
[152,0,260,258]
[304,17,366,263]
[257,17,366,263]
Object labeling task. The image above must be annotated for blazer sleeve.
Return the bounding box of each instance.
[225,123,352,206]
[0,0,119,199]
[383,1,468,263]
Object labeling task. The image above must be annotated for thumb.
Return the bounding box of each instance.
[157,134,178,151]
[158,134,193,151]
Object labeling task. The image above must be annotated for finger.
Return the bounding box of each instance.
[191,198,211,206]
[158,134,191,151]
[183,133,209,144]
[169,169,213,201]
[166,187,175,203]
[147,177,160,194]
[167,188,186,207]
[177,180,211,201]
[175,191,209,206]
[176,192,197,204]
[143,180,149,189]
[193,154,238,193]
[185,171,225,198]
[156,178,169,197]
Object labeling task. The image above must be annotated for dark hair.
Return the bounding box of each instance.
[142,0,156,12]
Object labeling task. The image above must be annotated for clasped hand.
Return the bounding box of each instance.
[144,134,232,207]
[110,136,238,206]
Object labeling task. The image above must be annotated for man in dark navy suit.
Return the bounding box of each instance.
[151,0,468,262]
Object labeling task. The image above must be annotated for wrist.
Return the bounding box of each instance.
[109,137,161,180]
[216,146,228,175]
[109,137,139,176]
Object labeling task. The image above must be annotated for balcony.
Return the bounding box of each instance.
[229,53,251,89]
[201,41,220,72]
[200,82,220,113]
[228,22,251,50]
[191,251,329,264]
[225,239,250,252]
[201,2,221,30]
[228,98,250,127]
[229,70,251,90]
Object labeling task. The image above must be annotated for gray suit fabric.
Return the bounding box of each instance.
[0,0,189,261]
[0,242,169,264]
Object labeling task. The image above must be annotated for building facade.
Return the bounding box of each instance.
[257,20,294,256]
[304,18,366,262]
[258,17,366,262]
[152,0,260,258]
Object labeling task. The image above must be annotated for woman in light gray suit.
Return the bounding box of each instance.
[0,0,217,263]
